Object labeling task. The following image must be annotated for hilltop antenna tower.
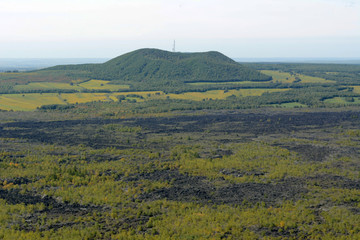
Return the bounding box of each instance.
[172,40,176,52]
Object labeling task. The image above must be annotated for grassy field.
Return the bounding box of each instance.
[261,70,335,84]
[324,97,360,105]
[78,80,130,90]
[113,91,162,98]
[0,89,290,111]
[0,91,162,111]
[272,102,308,108]
[12,80,130,92]
[166,89,289,101]
[187,81,262,86]
[352,86,360,94]
[0,93,63,111]
[0,93,113,111]
[187,70,333,86]
[61,93,112,104]
[13,82,83,91]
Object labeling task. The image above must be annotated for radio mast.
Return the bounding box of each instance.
[172,40,176,52]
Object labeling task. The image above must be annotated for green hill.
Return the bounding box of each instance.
[47,48,271,90]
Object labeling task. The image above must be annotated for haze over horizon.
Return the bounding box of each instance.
[1,0,359,59]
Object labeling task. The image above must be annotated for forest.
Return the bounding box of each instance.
[0,50,359,239]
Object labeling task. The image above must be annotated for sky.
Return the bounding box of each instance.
[0,0,359,58]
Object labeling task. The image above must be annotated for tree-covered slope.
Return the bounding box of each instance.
[48,48,272,83]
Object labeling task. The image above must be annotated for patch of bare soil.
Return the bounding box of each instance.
[276,144,335,162]
[305,175,360,189]
[1,111,359,149]
[0,189,102,231]
[136,170,307,206]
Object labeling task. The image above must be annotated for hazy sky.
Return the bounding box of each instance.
[1,0,359,58]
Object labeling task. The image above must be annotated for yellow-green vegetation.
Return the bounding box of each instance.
[167,90,226,101]
[274,102,308,108]
[0,109,360,239]
[12,80,130,92]
[172,143,306,182]
[78,80,130,90]
[324,97,347,104]
[187,81,259,85]
[0,139,359,239]
[261,70,335,84]
[0,141,352,238]
[0,93,115,111]
[113,91,163,101]
[0,93,64,111]
[167,89,289,101]
[0,92,160,111]
[324,97,360,105]
[61,93,111,104]
[13,82,83,91]
[112,200,320,239]
[352,86,360,94]
[0,93,113,111]
[171,142,359,183]
[0,89,292,111]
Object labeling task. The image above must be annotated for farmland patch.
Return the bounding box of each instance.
[261,70,335,84]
